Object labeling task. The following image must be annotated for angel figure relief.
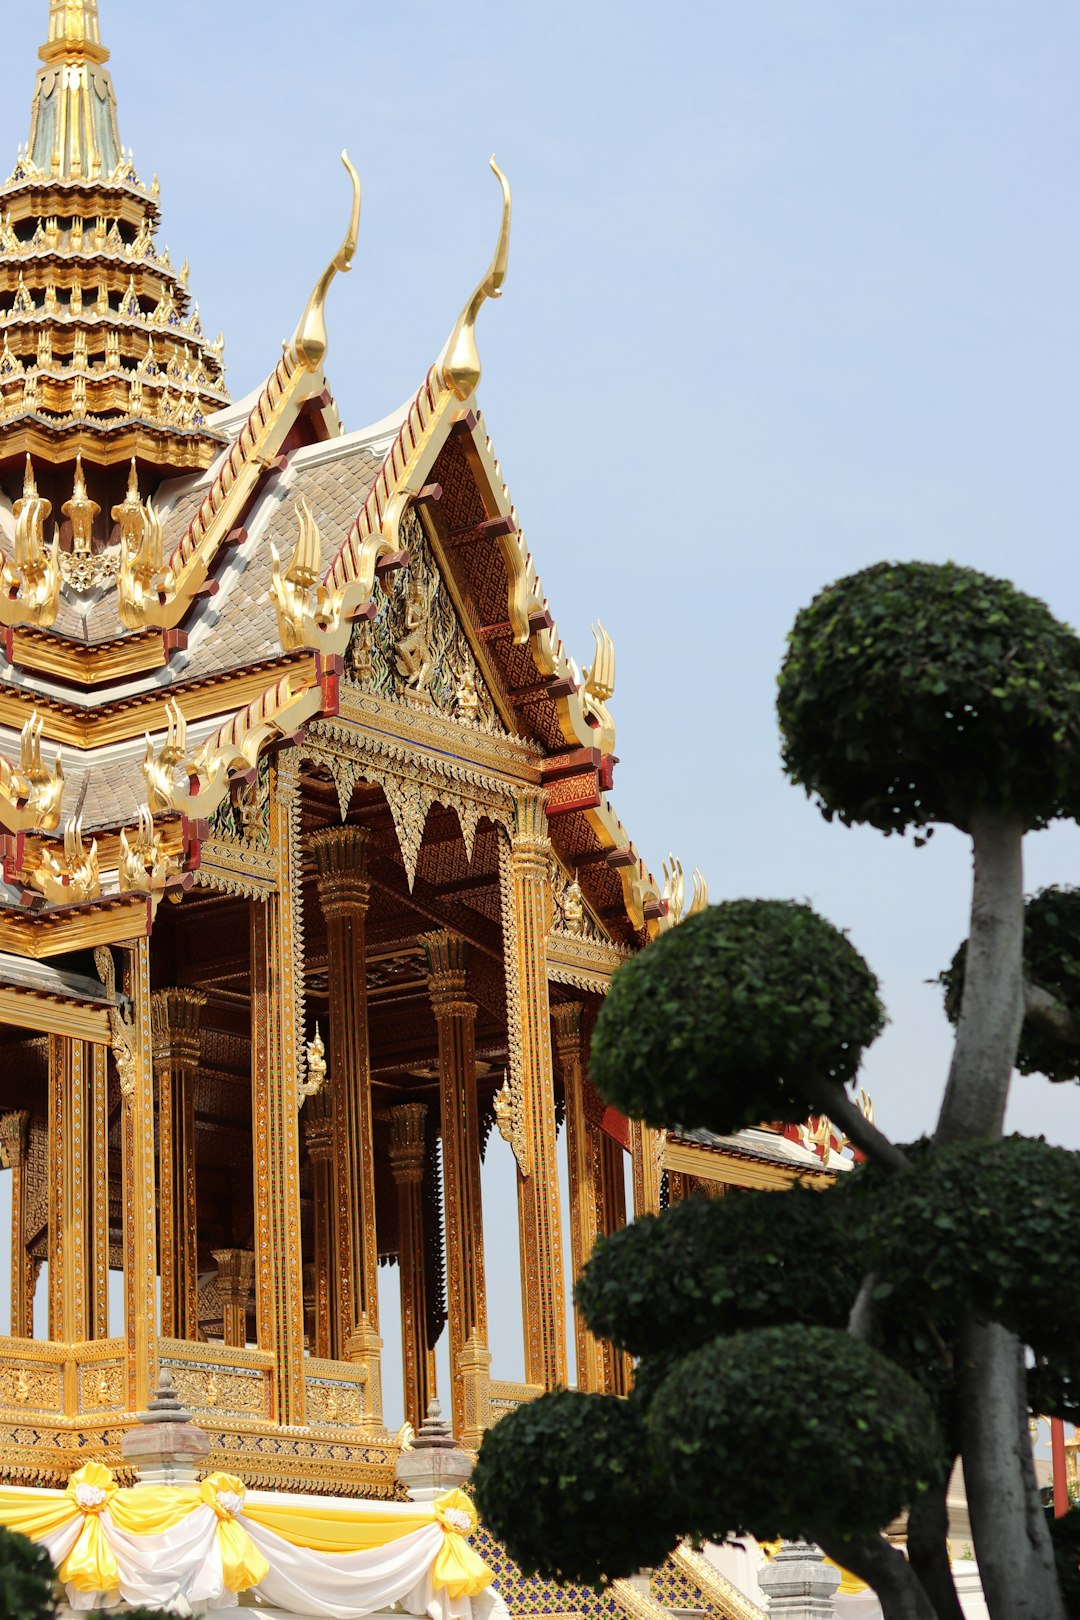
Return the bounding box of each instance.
[395,570,437,699]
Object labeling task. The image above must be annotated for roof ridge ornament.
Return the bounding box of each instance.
[439,155,512,402]
[290,151,361,373]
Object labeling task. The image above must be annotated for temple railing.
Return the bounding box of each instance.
[157,1337,275,1422]
[0,1336,127,1419]
[304,1356,367,1430]
[486,1377,543,1425]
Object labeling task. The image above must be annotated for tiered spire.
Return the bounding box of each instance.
[0,0,229,477]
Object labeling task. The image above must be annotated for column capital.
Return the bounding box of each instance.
[304,1112,335,1162]
[510,790,551,861]
[311,825,371,917]
[150,988,206,1069]
[550,1001,584,1058]
[389,1102,428,1183]
[0,1110,29,1169]
[420,931,473,1015]
[212,1248,256,1302]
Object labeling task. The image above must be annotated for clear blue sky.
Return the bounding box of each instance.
[3,2,1080,1408]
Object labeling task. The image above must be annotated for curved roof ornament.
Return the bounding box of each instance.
[290,150,362,373]
[440,155,512,402]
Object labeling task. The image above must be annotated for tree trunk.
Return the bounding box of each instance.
[935,809,1024,1146]
[933,810,1066,1620]
[906,1470,966,1620]
[957,1320,1065,1620]
[819,1534,937,1620]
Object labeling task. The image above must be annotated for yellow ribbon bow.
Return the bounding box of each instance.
[59,1462,120,1594]
[432,1489,493,1599]
[199,1472,270,1593]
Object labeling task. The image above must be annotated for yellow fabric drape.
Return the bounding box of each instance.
[0,1490,77,1541]
[432,1490,492,1598]
[242,1499,437,1552]
[200,1472,270,1593]
[57,1464,120,1595]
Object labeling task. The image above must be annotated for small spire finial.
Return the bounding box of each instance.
[41,1,107,63]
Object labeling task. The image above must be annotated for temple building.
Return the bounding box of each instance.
[0,0,846,1542]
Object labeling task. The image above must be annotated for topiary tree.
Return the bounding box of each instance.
[0,1526,57,1620]
[474,561,1080,1620]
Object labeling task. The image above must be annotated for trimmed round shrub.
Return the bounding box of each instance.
[0,1526,56,1620]
[577,1185,860,1359]
[591,900,884,1135]
[943,886,1080,1082]
[649,1325,945,1545]
[778,561,1080,835]
[865,1135,1080,1359]
[472,1391,679,1586]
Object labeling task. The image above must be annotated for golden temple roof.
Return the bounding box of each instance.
[0,0,228,476]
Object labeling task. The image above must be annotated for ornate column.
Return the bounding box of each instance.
[499,793,567,1390]
[120,939,158,1408]
[597,1132,631,1397]
[303,1093,334,1362]
[48,1036,91,1342]
[88,1043,109,1341]
[151,989,206,1341]
[551,1003,603,1392]
[389,1102,436,1429]
[249,761,307,1426]
[0,1112,30,1339]
[311,824,382,1425]
[421,931,490,1444]
[212,1249,255,1349]
[630,1119,663,1217]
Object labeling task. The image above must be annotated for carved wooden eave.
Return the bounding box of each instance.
[661,1128,842,1192]
[0,890,149,959]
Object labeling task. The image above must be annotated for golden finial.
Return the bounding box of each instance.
[290,151,361,373]
[63,453,100,557]
[440,156,512,402]
[41,1,107,65]
[17,454,38,511]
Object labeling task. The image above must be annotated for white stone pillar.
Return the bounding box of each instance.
[759,1543,839,1618]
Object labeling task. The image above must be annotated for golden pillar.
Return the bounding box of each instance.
[303,1095,334,1362]
[388,1102,436,1429]
[88,1044,109,1341]
[213,1249,255,1349]
[501,793,567,1391]
[119,940,158,1408]
[630,1119,663,1217]
[591,1129,631,1396]
[250,763,307,1426]
[151,988,205,1341]
[0,1112,31,1339]
[312,824,382,1424]
[421,931,490,1442]
[551,1003,603,1392]
[48,1036,104,1343]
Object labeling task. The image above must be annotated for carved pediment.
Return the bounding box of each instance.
[344,509,506,737]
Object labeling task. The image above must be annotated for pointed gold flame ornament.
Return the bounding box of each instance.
[580,622,617,756]
[291,152,361,374]
[32,814,100,904]
[440,156,512,402]
[142,698,190,814]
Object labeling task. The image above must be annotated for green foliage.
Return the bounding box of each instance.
[576,1186,860,1360]
[648,1325,946,1546]
[943,886,1080,1082]
[865,1136,1080,1361]
[0,1526,56,1620]
[470,1391,679,1587]
[590,901,884,1135]
[778,561,1080,834]
[1046,1508,1080,1618]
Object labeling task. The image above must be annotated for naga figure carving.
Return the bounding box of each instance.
[1,457,61,627]
[0,711,65,834]
[116,462,166,628]
[119,804,179,910]
[32,815,100,904]
[580,622,616,756]
[662,856,708,927]
[270,498,346,652]
[143,698,190,813]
